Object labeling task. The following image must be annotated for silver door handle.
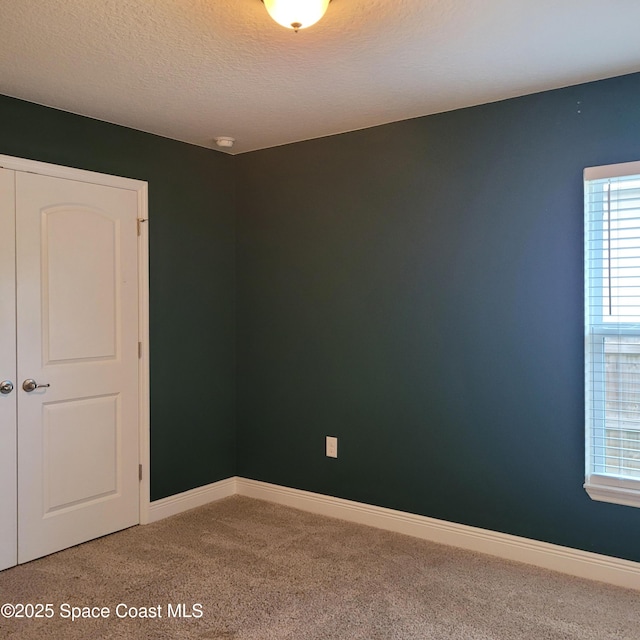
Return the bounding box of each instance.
[0,380,13,395]
[22,379,50,392]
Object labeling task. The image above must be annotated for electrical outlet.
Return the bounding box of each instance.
[326,436,338,458]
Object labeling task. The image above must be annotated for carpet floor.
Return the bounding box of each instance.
[0,495,638,639]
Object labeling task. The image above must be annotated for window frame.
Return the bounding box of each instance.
[584,160,640,508]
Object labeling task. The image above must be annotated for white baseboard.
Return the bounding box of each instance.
[236,478,640,591]
[143,476,640,590]
[147,477,237,523]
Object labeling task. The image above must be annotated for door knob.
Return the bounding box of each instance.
[0,380,13,395]
[22,379,50,392]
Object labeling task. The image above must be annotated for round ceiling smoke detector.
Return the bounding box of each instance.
[215,137,235,149]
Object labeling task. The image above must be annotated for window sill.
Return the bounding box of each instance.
[584,475,640,508]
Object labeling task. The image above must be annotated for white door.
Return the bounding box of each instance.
[0,169,17,571]
[1,168,141,566]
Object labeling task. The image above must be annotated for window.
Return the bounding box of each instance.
[585,161,640,507]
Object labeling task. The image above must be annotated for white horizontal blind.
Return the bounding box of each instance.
[585,162,640,492]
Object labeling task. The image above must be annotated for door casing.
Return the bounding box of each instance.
[0,168,17,570]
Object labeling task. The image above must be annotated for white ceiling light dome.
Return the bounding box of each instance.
[263,0,330,32]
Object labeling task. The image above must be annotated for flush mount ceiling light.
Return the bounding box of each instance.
[261,0,331,32]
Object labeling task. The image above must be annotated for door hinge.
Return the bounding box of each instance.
[137,218,148,236]
[139,464,143,481]
[138,341,142,359]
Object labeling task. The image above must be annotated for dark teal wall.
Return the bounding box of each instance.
[236,72,640,562]
[0,95,236,500]
[5,72,640,562]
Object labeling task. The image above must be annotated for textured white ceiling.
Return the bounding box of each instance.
[1,0,639,154]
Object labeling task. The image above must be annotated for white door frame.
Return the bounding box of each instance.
[0,154,151,526]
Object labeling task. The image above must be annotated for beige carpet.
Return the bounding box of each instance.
[0,496,638,639]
